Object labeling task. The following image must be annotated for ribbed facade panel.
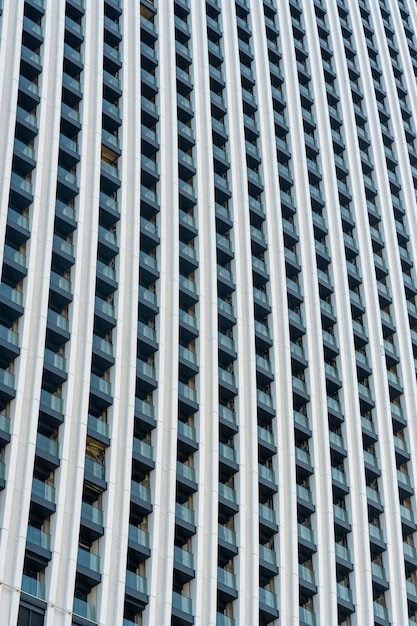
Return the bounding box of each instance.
[1,0,417,625]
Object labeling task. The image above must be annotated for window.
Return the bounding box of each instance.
[17,605,44,626]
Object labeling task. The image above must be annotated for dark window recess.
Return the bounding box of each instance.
[17,605,45,626]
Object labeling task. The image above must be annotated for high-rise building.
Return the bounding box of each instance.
[1,0,417,624]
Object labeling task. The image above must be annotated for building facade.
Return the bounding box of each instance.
[1,0,417,624]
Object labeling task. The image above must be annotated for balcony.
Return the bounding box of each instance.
[394,434,410,463]
[64,13,83,40]
[175,502,196,539]
[138,285,158,317]
[333,504,351,532]
[258,463,277,495]
[80,502,104,542]
[337,583,354,610]
[217,265,235,295]
[20,41,42,77]
[0,369,16,406]
[31,478,56,516]
[0,323,20,365]
[294,410,311,436]
[26,525,52,565]
[39,389,64,427]
[172,591,193,624]
[289,310,306,340]
[367,486,383,515]
[136,359,157,393]
[259,544,278,577]
[16,93,37,137]
[298,524,316,558]
[46,309,70,345]
[73,598,96,623]
[300,606,316,626]
[179,179,197,209]
[292,375,310,403]
[218,567,238,601]
[58,131,79,171]
[299,563,316,593]
[35,432,60,472]
[218,524,238,556]
[0,413,11,448]
[218,482,238,514]
[175,36,191,65]
[179,275,198,307]
[178,420,198,455]
[373,602,390,624]
[358,382,375,408]
[218,404,238,435]
[12,141,36,183]
[50,271,73,307]
[128,525,150,560]
[90,373,112,408]
[255,321,272,351]
[331,466,349,497]
[104,14,122,41]
[60,104,81,139]
[387,369,403,397]
[141,12,158,41]
[135,398,156,430]
[259,502,278,535]
[177,461,197,496]
[217,614,235,626]
[218,298,236,327]
[84,457,106,490]
[259,587,279,620]
[335,542,353,573]
[327,395,344,424]
[218,332,236,362]
[295,446,313,476]
[369,523,386,550]
[130,480,152,515]
[125,570,148,607]
[320,300,336,328]
[62,73,83,108]
[178,382,198,414]
[174,546,195,582]
[132,438,155,471]
[371,562,389,592]
[100,160,121,197]
[391,402,406,429]
[94,297,116,332]
[252,257,269,287]
[179,345,198,378]
[87,415,110,445]
[102,99,122,129]
[21,574,45,600]
[103,71,122,104]
[0,283,24,324]
[397,469,413,498]
[43,348,67,385]
[217,441,236,464]
[179,209,197,238]
[92,334,114,371]
[329,431,346,459]
[257,389,275,418]
[218,366,237,399]
[3,245,28,287]
[77,547,101,586]
[23,14,44,45]
[177,94,193,125]
[140,216,159,248]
